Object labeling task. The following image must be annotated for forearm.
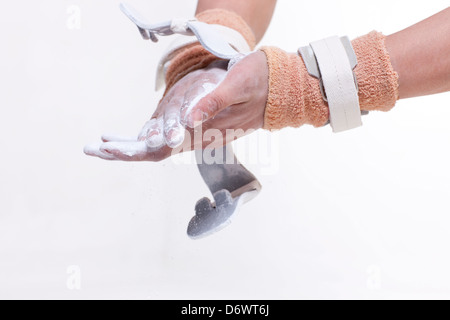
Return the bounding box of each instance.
[196,0,277,43]
[385,7,450,99]
[163,1,269,94]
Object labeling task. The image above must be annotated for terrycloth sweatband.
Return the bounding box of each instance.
[261,31,399,131]
[161,9,256,94]
[302,36,362,132]
[155,23,251,90]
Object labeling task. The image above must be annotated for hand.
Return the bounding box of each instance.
[84,51,269,162]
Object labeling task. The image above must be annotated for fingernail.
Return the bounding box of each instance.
[100,145,114,154]
[138,119,158,141]
[101,141,148,157]
[186,109,207,128]
[84,142,117,160]
[165,128,185,149]
[146,130,165,148]
[138,129,150,141]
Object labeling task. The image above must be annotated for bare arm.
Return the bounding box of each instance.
[386,7,450,99]
[85,5,450,162]
[196,0,277,43]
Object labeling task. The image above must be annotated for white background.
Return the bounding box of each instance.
[0,0,449,299]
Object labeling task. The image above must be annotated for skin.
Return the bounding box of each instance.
[88,55,268,162]
[85,4,450,162]
[385,7,450,99]
[195,0,277,43]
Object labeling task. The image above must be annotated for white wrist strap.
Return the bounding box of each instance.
[119,3,250,91]
[155,24,250,91]
[299,36,362,133]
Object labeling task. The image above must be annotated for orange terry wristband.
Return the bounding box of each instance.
[163,9,256,95]
[261,31,399,130]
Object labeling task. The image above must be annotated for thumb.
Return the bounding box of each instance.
[183,60,251,128]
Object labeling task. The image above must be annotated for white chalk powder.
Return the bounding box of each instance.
[102,141,148,157]
[101,134,137,142]
[84,142,116,160]
[182,82,219,125]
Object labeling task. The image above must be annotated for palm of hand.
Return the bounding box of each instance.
[84,51,268,162]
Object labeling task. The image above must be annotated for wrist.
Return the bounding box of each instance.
[260,31,400,131]
[162,9,256,95]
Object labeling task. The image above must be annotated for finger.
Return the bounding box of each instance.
[101,134,137,143]
[183,87,232,128]
[84,142,117,161]
[183,73,242,128]
[163,103,185,149]
[100,141,171,162]
[184,53,258,128]
[145,117,165,149]
[100,141,150,161]
[137,118,158,141]
[179,81,219,127]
